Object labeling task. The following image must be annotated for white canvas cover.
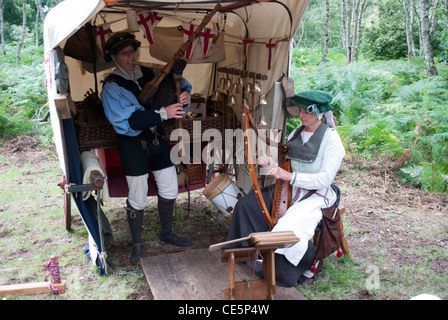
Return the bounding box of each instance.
[44,0,310,175]
[44,0,310,98]
[43,0,311,271]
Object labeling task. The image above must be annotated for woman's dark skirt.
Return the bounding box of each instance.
[227,185,316,287]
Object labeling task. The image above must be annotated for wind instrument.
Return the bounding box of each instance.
[173,59,187,157]
[132,61,165,70]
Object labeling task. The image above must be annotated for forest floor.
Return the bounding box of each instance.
[0,135,447,301]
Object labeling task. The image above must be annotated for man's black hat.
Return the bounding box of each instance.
[104,32,141,62]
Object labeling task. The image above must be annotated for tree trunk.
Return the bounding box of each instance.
[403,0,415,63]
[0,0,5,56]
[36,0,44,23]
[414,1,423,56]
[342,0,369,64]
[350,0,360,63]
[321,0,330,63]
[410,0,416,57]
[17,0,27,63]
[34,0,44,46]
[420,0,438,75]
[293,16,306,49]
[341,0,352,63]
[35,2,39,46]
[429,0,440,37]
[350,0,367,63]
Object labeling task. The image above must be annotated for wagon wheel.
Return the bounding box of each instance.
[59,175,71,231]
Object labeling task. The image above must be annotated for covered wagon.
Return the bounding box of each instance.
[43,0,311,274]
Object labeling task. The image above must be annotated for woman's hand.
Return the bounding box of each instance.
[267,166,293,182]
[258,154,291,181]
[257,154,277,169]
[165,103,185,119]
[179,91,190,106]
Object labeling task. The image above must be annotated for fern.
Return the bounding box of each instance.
[289,51,448,192]
[420,162,448,192]
[401,164,423,179]
[0,45,46,138]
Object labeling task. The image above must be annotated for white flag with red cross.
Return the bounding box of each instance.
[183,23,217,59]
[137,11,163,44]
[200,27,216,58]
[150,23,225,64]
[182,23,198,59]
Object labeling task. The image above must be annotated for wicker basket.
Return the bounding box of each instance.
[186,163,203,185]
[73,90,230,152]
[163,116,227,138]
[74,99,118,151]
[177,162,204,188]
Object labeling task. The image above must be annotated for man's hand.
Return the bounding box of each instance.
[179,91,190,106]
[165,103,185,119]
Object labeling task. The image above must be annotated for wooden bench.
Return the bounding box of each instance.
[211,231,299,300]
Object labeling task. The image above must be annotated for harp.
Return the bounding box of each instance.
[242,103,292,229]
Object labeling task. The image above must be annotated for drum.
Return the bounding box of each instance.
[203,173,244,220]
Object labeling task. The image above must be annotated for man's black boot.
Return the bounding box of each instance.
[125,200,146,265]
[157,195,192,247]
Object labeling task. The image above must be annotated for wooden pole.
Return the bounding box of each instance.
[0,280,66,297]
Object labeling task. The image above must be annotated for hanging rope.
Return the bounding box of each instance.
[42,256,64,294]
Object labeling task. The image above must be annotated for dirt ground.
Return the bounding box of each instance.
[1,135,447,299]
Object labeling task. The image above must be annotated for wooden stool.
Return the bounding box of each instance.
[220,246,278,300]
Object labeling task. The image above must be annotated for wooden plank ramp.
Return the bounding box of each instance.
[140,248,305,300]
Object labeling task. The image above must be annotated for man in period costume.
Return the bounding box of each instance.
[100,32,192,265]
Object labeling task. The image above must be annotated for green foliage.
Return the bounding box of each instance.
[0,0,64,45]
[0,44,47,138]
[290,49,448,193]
[286,115,302,138]
[293,0,344,50]
[440,26,448,62]
[400,131,448,192]
[360,0,408,60]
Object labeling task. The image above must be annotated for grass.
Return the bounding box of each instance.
[298,255,368,299]
[1,44,447,300]
[2,143,447,301]
[297,244,448,300]
[0,150,150,300]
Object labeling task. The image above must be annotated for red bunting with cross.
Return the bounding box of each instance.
[265,38,276,70]
[243,38,254,59]
[96,23,112,56]
[200,27,216,58]
[150,23,226,64]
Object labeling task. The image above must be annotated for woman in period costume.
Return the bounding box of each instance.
[227,90,345,286]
